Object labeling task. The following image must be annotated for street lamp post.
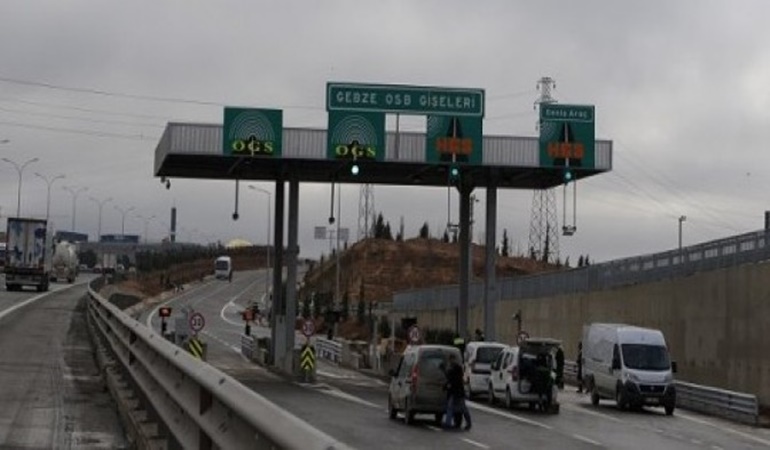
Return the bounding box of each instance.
[2,156,39,217]
[35,172,65,222]
[115,205,135,235]
[678,215,687,253]
[90,196,112,242]
[136,214,156,243]
[62,186,88,231]
[249,185,272,302]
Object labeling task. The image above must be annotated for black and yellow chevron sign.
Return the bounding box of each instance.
[189,337,204,359]
[300,345,315,371]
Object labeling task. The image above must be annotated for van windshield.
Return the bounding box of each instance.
[621,344,670,371]
[476,347,504,363]
[215,260,230,270]
[419,350,450,379]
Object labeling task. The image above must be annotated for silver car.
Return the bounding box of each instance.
[388,344,462,425]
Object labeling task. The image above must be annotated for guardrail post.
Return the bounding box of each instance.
[199,386,213,450]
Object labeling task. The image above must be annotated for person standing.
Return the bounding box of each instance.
[443,353,472,430]
[576,341,584,393]
[555,345,565,390]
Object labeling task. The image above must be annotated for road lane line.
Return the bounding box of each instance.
[314,387,380,409]
[572,433,602,447]
[466,401,552,429]
[0,284,73,320]
[561,403,624,423]
[461,438,490,449]
[675,412,770,447]
[146,282,209,329]
[425,425,442,432]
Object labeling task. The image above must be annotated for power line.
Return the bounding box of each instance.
[0,105,164,128]
[0,120,158,141]
[0,96,174,121]
[0,74,323,110]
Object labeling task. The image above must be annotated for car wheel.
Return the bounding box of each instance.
[664,404,675,416]
[616,386,627,411]
[388,397,397,420]
[505,387,513,409]
[488,384,495,405]
[591,384,600,406]
[434,413,443,426]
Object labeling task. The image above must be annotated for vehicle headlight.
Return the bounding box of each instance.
[623,372,639,383]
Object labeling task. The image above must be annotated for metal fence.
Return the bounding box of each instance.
[87,281,353,450]
[394,229,770,310]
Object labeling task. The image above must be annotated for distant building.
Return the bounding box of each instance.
[100,234,140,244]
[55,230,89,243]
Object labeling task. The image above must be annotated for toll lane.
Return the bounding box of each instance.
[0,282,126,448]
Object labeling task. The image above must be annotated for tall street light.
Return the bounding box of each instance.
[249,185,272,302]
[90,196,112,242]
[678,215,687,254]
[136,213,156,243]
[62,185,88,231]
[115,205,135,235]
[2,156,39,217]
[35,172,65,222]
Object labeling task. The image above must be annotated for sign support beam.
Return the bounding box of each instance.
[484,179,498,341]
[284,176,300,374]
[271,177,286,369]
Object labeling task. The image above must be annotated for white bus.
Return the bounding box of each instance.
[214,256,232,281]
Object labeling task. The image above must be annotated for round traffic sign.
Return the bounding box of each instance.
[516,330,530,345]
[189,312,206,333]
[408,325,421,344]
[302,319,315,337]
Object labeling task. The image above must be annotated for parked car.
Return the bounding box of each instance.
[463,341,506,399]
[582,323,676,415]
[388,344,462,425]
[488,338,561,413]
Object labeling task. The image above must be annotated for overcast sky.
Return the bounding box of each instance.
[1,0,769,264]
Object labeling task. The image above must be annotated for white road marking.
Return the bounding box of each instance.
[218,278,264,326]
[690,438,702,445]
[467,401,552,430]
[711,446,724,450]
[0,284,74,320]
[461,438,490,449]
[676,412,770,447]
[560,403,624,423]
[425,425,442,432]
[314,386,380,409]
[145,282,209,329]
[572,433,602,447]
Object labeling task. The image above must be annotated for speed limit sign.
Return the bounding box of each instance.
[189,312,205,334]
[408,325,421,344]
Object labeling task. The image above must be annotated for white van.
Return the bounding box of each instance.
[214,256,232,281]
[463,341,506,399]
[582,323,677,415]
[488,338,561,413]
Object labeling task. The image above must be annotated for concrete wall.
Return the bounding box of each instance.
[405,261,770,406]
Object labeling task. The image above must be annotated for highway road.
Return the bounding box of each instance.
[0,276,127,449]
[144,270,770,450]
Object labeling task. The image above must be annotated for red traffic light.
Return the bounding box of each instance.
[159,307,172,318]
[242,309,254,322]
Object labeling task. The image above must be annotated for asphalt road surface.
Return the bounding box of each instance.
[0,277,127,449]
[145,270,770,450]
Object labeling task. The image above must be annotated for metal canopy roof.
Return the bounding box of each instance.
[154,123,612,189]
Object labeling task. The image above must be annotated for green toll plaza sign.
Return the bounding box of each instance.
[327,83,484,117]
[223,107,283,157]
[327,82,485,167]
[539,103,595,170]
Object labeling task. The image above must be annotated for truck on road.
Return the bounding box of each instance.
[4,217,51,292]
[50,241,79,283]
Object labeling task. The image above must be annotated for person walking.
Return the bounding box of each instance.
[443,353,472,431]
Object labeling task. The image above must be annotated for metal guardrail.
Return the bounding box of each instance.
[562,360,759,425]
[675,380,759,426]
[87,283,353,450]
[315,337,342,365]
[393,229,770,311]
